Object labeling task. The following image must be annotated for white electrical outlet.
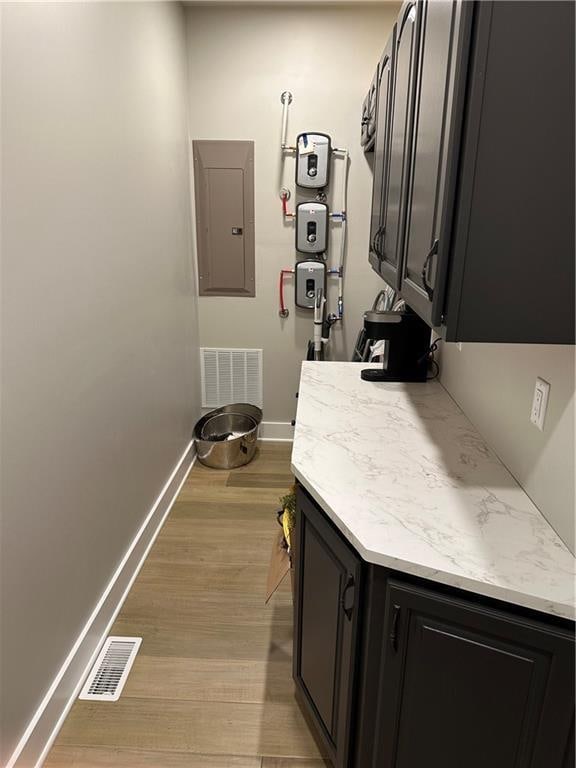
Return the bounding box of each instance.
[530,377,550,431]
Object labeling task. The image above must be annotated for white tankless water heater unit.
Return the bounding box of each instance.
[295,133,332,189]
[296,201,329,255]
[295,260,327,309]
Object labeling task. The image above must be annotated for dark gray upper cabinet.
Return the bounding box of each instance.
[293,486,363,768]
[379,1,419,290]
[400,0,470,323]
[366,0,575,343]
[369,32,395,275]
[442,0,575,342]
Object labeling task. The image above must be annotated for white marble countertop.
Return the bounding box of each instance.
[291,362,575,620]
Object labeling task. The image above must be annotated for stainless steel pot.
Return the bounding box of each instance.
[194,403,262,469]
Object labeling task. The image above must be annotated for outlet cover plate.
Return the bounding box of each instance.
[530,377,550,431]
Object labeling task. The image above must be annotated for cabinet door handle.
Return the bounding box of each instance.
[340,574,355,620]
[390,603,401,652]
[377,226,386,258]
[372,226,385,259]
[371,227,381,256]
[421,239,439,301]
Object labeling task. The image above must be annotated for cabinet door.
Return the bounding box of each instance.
[379,1,419,290]
[399,0,472,324]
[443,0,575,343]
[375,580,575,768]
[293,486,363,768]
[369,33,395,275]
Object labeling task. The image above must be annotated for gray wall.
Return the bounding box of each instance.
[0,2,199,762]
[441,344,575,553]
[186,4,400,423]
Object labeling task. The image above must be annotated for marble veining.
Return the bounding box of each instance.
[291,362,575,620]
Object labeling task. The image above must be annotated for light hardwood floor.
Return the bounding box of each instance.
[45,443,327,768]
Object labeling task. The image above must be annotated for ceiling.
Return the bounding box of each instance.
[183,1,392,5]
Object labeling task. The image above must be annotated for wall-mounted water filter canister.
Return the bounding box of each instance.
[295,260,327,309]
[296,202,329,254]
[295,133,331,189]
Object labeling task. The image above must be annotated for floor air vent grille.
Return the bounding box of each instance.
[79,637,141,701]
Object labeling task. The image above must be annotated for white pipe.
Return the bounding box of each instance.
[280,91,292,151]
[314,289,325,359]
[281,101,289,149]
[278,92,294,204]
[337,149,349,319]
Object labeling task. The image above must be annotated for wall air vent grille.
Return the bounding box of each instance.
[200,348,263,408]
[79,637,141,701]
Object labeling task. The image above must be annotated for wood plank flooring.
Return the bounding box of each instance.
[45,443,327,768]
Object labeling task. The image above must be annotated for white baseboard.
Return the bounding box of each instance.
[7,441,196,768]
[259,421,294,441]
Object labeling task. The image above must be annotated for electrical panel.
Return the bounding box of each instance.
[295,133,331,189]
[194,140,255,297]
[295,260,326,309]
[296,202,329,254]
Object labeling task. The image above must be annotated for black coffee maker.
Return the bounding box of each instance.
[360,307,431,382]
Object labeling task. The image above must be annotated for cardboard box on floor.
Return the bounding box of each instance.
[265,530,293,602]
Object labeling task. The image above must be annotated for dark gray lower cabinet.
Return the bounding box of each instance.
[375,581,575,768]
[293,486,363,768]
[294,485,575,768]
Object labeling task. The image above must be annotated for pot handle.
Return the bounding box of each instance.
[240,425,259,455]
